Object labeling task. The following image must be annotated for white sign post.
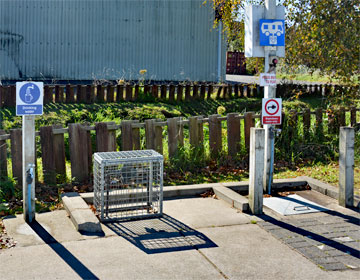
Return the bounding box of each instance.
[16,82,43,223]
[245,0,285,193]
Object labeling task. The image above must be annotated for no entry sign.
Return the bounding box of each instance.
[262,98,282,125]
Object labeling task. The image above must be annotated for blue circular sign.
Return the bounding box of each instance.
[19,83,40,104]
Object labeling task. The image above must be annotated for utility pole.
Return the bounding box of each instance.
[263,0,277,193]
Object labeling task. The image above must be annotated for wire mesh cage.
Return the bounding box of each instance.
[93,150,163,222]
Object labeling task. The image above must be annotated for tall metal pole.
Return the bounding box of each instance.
[263,0,277,193]
[217,21,222,82]
[23,115,36,223]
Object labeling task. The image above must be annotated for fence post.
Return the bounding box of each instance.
[0,86,4,108]
[107,85,115,103]
[288,110,298,141]
[160,85,167,100]
[193,84,199,99]
[68,123,90,183]
[116,84,123,102]
[154,122,163,155]
[145,119,155,150]
[227,113,241,158]
[339,107,346,127]
[126,85,132,101]
[209,114,222,158]
[95,122,117,152]
[132,122,141,150]
[200,85,206,100]
[152,85,158,99]
[65,85,74,103]
[169,85,175,102]
[121,120,133,151]
[350,107,356,127]
[176,85,183,102]
[167,117,183,158]
[303,108,311,139]
[249,128,265,215]
[339,127,354,208]
[234,84,239,97]
[315,108,323,137]
[189,116,199,147]
[97,85,105,103]
[44,85,51,104]
[10,129,22,185]
[40,126,57,185]
[0,130,8,178]
[52,125,66,181]
[216,85,222,99]
[134,85,139,101]
[327,108,335,134]
[185,84,191,101]
[244,112,254,149]
[207,84,213,99]
[223,85,228,99]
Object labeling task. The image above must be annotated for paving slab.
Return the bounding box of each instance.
[0,192,359,279]
[163,197,251,229]
[197,224,359,280]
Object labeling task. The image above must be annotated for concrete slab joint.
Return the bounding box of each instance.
[61,192,102,233]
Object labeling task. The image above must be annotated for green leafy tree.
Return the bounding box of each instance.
[212,0,359,84]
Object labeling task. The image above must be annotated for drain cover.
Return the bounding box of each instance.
[263,194,328,216]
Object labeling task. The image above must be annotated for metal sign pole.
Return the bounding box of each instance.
[263,0,277,193]
[23,115,36,223]
[17,81,43,223]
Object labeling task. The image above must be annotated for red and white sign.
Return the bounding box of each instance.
[262,98,282,125]
[260,73,276,87]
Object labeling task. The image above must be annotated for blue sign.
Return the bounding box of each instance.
[259,19,285,46]
[16,82,44,116]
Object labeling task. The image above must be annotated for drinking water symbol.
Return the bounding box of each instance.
[25,85,34,103]
[19,83,40,104]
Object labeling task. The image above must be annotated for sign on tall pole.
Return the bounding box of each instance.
[16,82,43,223]
[245,0,285,193]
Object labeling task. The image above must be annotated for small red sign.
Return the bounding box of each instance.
[262,98,282,125]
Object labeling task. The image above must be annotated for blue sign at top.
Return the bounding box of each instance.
[16,82,44,116]
[19,83,41,104]
[259,19,285,46]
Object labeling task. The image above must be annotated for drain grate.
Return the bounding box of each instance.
[263,194,329,216]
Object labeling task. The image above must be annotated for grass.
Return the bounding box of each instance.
[274,161,360,196]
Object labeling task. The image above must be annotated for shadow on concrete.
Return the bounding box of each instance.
[260,214,360,259]
[29,220,99,280]
[105,214,217,254]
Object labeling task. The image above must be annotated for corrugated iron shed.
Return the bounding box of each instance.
[0,0,226,82]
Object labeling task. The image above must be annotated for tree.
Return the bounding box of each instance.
[212,0,359,84]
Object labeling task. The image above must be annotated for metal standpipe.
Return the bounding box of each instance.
[26,164,35,223]
[267,127,281,195]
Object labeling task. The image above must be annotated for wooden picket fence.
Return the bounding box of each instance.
[0,83,357,107]
[0,107,358,186]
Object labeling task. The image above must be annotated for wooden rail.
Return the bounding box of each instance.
[0,108,358,186]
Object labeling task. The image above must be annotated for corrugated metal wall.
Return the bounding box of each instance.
[0,0,226,82]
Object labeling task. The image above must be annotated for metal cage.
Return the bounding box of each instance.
[93,150,163,221]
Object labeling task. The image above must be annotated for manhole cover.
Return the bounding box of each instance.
[263,194,328,216]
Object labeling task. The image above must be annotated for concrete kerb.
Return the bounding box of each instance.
[64,176,359,234]
[61,192,102,233]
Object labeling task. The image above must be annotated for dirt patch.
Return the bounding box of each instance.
[0,219,16,250]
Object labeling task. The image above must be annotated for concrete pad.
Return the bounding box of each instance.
[197,224,360,280]
[0,234,224,280]
[2,211,87,247]
[163,197,250,229]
